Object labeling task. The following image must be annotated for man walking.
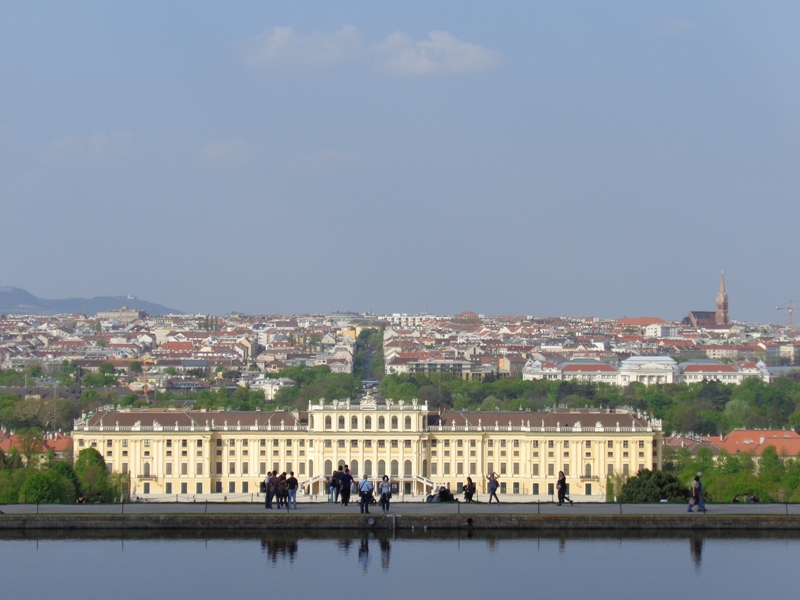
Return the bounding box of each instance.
[286,471,298,509]
[358,474,374,514]
[487,472,500,504]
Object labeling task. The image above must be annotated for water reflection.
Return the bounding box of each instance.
[260,538,299,564]
[690,536,703,569]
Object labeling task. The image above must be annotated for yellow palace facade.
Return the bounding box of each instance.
[71,397,662,500]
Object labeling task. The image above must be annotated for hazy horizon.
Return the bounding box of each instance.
[2,2,798,322]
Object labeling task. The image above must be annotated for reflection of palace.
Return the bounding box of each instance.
[72,396,662,501]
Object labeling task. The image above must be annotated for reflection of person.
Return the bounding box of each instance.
[379,537,391,571]
[487,473,500,504]
[556,471,572,506]
[463,477,476,502]
[358,537,370,572]
[690,537,703,568]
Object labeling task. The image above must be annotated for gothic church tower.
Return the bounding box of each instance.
[715,271,729,325]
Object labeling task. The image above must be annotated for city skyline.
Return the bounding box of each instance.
[2,2,799,321]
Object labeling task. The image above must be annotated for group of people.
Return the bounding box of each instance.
[262,470,299,509]
[327,465,394,514]
[731,494,760,503]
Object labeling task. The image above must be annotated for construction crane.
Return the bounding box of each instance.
[777,300,796,331]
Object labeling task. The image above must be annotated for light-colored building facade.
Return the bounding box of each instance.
[72,400,662,501]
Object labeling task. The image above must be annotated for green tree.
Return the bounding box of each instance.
[618,469,690,503]
[758,445,785,481]
[18,471,70,503]
[128,361,142,373]
[98,362,115,375]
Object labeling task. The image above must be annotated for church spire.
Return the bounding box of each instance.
[716,271,729,325]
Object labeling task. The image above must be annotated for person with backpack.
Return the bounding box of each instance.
[378,475,392,514]
[358,474,374,514]
[286,471,298,509]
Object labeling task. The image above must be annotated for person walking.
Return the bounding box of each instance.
[487,472,500,504]
[688,472,706,513]
[556,471,573,506]
[358,474,374,514]
[286,471,298,509]
[378,475,392,514]
[339,466,354,506]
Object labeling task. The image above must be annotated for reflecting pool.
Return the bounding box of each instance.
[1,531,798,599]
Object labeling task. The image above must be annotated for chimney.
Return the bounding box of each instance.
[760,436,765,445]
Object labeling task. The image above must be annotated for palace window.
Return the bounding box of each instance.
[365,416,372,430]
[391,416,398,430]
[405,416,411,430]
[352,416,358,429]
[379,417,385,430]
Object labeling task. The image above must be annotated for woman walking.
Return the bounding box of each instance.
[378,475,392,514]
[556,471,572,506]
[487,472,500,504]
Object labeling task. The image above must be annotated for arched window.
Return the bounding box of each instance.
[351,416,358,429]
[378,417,385,430]
[325,416,332,430]
[391,460,399,477]
[585,463,592,478]
[365,460,373,477]
[309,415,314,429]
[365,416,372,430]
[338,459,345,468]
[405,416,412,430]
[351,459,359,477]
[391,416,398,430]
[338,416,345,429]
[378,460,386,476]
[325,460,332,475]
[404,460,412,477]
[422,459,428,477]
[143,463,150,477]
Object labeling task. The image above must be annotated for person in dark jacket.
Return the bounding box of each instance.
[339,466,353,506]
[463,477,476,502]
[556,471,572,506]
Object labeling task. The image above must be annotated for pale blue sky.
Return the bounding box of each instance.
[1,2,799,321]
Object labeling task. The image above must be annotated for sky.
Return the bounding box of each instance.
[1,1,799,322]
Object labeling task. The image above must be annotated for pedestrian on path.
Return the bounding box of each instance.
[378,475,392,514]
[329,469,341,503]
[358,474,374,514]
[339,466,353,506]
[487,472,500,504]
[286,471,298,509]
[688,472,706,512]
[557,471,573,506]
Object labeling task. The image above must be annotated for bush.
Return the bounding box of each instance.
[619,470,690,503]
[18,471,70,503]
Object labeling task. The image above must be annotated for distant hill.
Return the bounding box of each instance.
[0,286,182,317]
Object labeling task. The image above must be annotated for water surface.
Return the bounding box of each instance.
[0,531,796,599]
